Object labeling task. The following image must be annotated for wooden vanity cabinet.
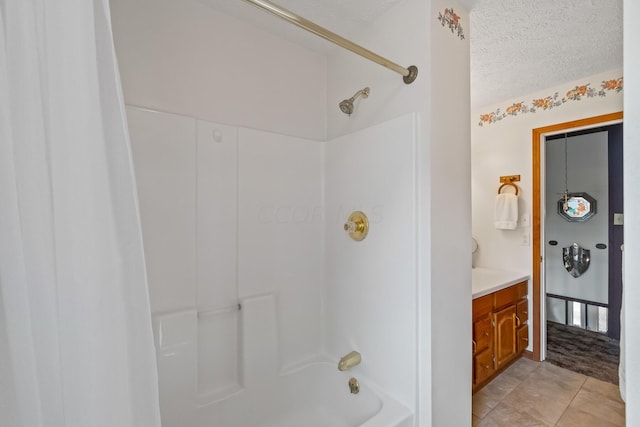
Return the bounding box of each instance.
[472,295,495,387]
[472,281,528,392]
[494,305,516,369]
[474,346,495,385]
[516,299,529,353]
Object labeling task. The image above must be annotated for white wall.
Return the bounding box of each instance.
[326,0,471,424]
[471,69,623,273]
[324,113,417,412]
[545,132,609,304]
[428,1,472,425]
[110,0,327,140]
[0,292,17,425]
[623,0,640,422]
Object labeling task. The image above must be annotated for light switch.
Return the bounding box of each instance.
[614,213,624,225]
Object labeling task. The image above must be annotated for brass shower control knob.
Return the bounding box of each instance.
[344,211,369,241]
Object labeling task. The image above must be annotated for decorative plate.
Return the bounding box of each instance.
[557,192,597,222]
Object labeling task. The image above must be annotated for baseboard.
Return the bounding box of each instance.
[522,350,534,360]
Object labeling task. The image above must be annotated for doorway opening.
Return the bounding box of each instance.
[541,124,623,383]
[531,112,623,370]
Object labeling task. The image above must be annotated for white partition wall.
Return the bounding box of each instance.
[623,0,640,420]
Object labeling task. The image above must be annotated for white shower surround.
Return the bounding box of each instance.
[113,0,472,424]
[127,106,417,425]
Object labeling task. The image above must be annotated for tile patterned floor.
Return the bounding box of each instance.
[472,358,626,426]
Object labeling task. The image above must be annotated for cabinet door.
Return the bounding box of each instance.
[473,317,493,353]
[494,305,516,368]
[516,299,528,326]
[517,325,529,353]
[474,347,495,385]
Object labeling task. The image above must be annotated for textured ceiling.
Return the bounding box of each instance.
[468,0,623,108]
[199,0,623,109]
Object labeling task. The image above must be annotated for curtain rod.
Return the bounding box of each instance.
[241,0,418,84]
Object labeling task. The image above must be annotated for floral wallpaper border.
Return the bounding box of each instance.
[437,8,465,40]
[478,77,623,127]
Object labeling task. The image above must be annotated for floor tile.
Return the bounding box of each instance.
[500,363,585,425]
[502,357,539,381]
[564,387,626,426]
[472,391,495,419]
[500,387,572,426]
[521,363,586,398]
[581,376,624,402]
[556,406,623,427]
[471,358,625,427]
[476,402,552,427]
[472,371,522,418]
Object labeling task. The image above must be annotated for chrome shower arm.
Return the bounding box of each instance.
[349,87,370,102]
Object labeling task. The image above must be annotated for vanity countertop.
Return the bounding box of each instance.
[472,267,530,299]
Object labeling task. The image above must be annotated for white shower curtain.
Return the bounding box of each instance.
[0,1,161,426]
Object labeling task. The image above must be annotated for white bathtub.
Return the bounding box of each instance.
[194,362,413,427]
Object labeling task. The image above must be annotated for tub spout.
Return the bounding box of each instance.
[338,351,361,371]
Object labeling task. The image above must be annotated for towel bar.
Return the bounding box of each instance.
[498,175,520,195]
[498,182,519,195]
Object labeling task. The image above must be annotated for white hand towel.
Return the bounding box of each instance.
[494,193,518,230]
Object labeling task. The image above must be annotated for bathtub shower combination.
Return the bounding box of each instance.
[125,2,420,426]
[198,362,411,427]
[130,106,418,426]
[151,295,413,427]
[151,293,413,427]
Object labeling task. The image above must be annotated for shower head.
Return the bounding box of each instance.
[339,99,354,115]
[339,87,370,116]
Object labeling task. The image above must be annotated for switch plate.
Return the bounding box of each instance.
[520,214,530,227]
[614,213,624,225]
[520,233,530,246]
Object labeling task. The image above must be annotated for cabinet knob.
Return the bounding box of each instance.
[515,315,520,327]
[482,364,490,370]
[521,337,529,342]
[472,340,477,354]
[483,331,489,337]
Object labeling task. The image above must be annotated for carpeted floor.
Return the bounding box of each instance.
[546,320,620,384]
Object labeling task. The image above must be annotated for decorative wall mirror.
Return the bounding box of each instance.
[557,192,597,222]
[556,132,597,222]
